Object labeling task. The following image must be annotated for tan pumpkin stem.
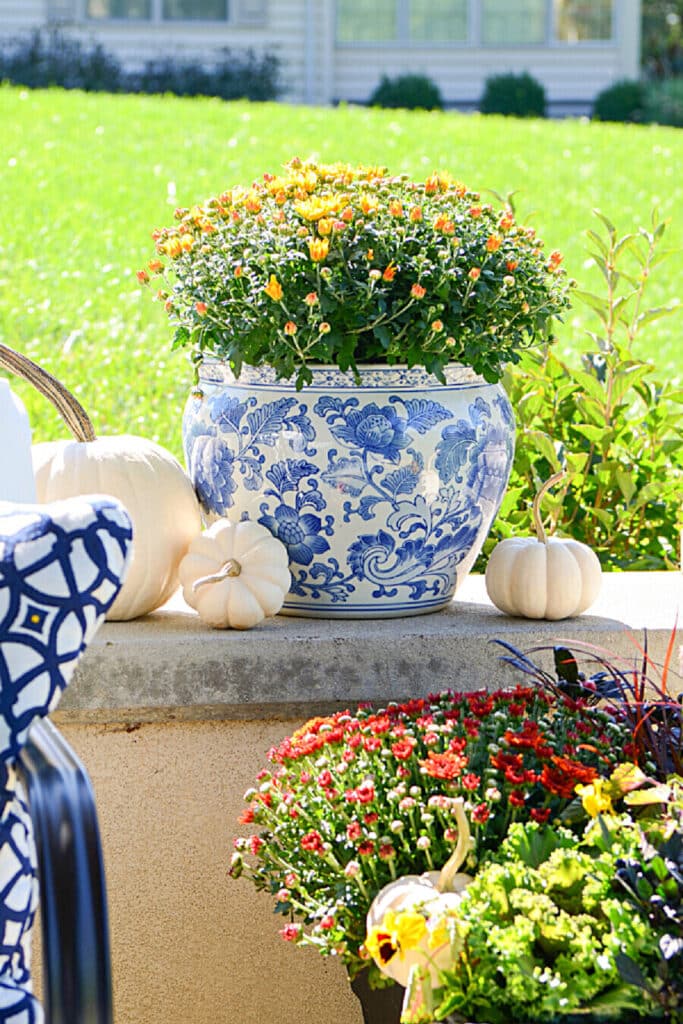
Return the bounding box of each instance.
[0,343,96,443]
[435,799,472,892]
[191,559,242,591]
[532,471,566,545]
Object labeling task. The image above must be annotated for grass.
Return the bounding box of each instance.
[1,85,682,460]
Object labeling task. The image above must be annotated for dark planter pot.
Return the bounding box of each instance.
[348,971,666,1024]
[350,970,404,1024]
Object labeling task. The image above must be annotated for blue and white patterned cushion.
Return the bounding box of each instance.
[0,495,133,1023]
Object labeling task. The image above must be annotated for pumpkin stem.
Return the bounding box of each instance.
[532,471,566,545]
[191,559,242,591]
[0,343,96,443]
[435,799,472,892]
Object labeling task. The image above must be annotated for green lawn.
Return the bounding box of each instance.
[1,85,681,459]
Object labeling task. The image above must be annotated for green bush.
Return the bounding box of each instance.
[0,28,281,101]
[130,48,281,102]
[592,78,646,122]
[643,76,683,126]
[368,73,443,110]
[479,72,546,117]
[480,210,683,572]
[0,27,123,91]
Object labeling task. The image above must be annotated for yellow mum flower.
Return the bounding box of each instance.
[576,779,614,818]
[294,195,343,221]
[264,275,283,301]
[308,237,330,262]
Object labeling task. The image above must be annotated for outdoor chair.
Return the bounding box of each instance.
[0,495,132,1024]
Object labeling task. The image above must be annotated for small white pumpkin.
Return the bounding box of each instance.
[178,519,291,629]
[485,472,602,620]
[365,799,473,987]
[0,343,202,621]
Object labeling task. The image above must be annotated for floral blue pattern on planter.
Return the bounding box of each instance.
[0,495,132,1023]
[184,363,514,618]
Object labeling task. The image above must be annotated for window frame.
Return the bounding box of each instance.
[83,0,267,27]
[334,0,616,49]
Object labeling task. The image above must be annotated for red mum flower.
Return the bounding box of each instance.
[472,803,490,823]
[420,751,468,780]
[358,840,375,856]
[530,807,552,824]
[301,830,325,854]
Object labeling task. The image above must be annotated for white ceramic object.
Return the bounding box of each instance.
[183,362,515,619]
[0,379,36,502]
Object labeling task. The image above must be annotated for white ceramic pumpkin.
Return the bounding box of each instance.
[178,519,291,629]
[485,473,602,620]
[0,343,202,621]
[365,800,473,986]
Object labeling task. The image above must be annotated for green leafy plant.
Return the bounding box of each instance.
[368,74,443,111]
[483,209,683,571]
[643,77,683,126]
[416,819,667,1024]
[145,159,571,388]
[479,72,546,118]
[592,79,647,122]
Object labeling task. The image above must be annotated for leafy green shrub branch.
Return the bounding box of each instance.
[482,209,683,571]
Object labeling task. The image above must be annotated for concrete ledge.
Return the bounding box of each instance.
[59,571,682,723]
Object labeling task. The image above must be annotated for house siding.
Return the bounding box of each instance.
[0,0,641,109]
[0,0,46,30]
[333,43,626,108]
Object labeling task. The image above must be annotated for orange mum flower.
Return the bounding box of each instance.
[410,283,426,299]
[284,321,297,335]
[382,263,397,282]
[195,301,207,316]
[419,750,468,780]
[468,267,481,281]
[486,235,503,252]
[264,275,284,301]
[308,237,330,262]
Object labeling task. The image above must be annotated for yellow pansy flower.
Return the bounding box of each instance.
[576,779,614,817]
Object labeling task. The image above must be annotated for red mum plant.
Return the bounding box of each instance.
[230,685,631,982]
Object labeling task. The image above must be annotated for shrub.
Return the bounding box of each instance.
[368,73,443,110]
[480,209,683,572]
[479,71,546,117]
[130,47,281,102]
[0,28,281,101]
[643,76,683,126]
[0,27,123,91]
[592,78,646,122]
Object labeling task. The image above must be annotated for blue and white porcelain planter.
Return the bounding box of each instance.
[182,362,515,619]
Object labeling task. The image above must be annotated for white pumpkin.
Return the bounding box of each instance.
[34,434,202,620]
[0,342,202,621]
[365,799,473,987]
[178,519,291,629]
[485,473,601,620]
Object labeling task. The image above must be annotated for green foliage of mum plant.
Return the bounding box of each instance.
[484,210,683,571]
[145,158,571,388]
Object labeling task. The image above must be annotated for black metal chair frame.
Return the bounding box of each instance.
[16,718,113,1024]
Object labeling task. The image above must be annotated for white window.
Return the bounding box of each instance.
[335,0,614,47]
[336,0,467,44]
[481,0,546,45]
[87,0,151,16]
[410,0,467,43]
[86,0,267,21]
[554,0,612,41]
